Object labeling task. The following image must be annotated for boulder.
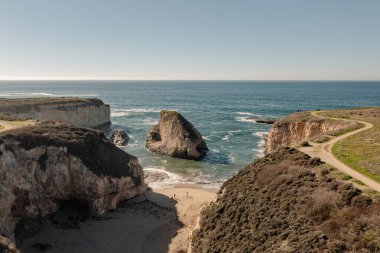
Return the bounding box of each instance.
[111,129,130,146]
[0,121,147,240]
[146,110,208,160]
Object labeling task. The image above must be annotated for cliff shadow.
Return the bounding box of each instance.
[19,191,182,253]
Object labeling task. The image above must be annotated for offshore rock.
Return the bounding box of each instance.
[146,110,208,160]
[111,129,129,146]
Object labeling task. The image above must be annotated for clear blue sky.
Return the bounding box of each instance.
[0,0,379,80]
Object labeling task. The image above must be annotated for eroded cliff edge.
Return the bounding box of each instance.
[0,121,147,241]
[0,98,111,128]
[265,111,358,153]
[191,148,380,252]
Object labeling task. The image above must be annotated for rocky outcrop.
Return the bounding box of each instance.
[0,236,20,253]
[146,110,208,160]
[191,148,380,252]
[246,117,277,124]
[111,129,129,146]
[265,112,354,153]
[0,98,110,128]
[0,121,147,240]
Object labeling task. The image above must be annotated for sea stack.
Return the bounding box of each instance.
[146,110,208,160]
[111,129,130,146]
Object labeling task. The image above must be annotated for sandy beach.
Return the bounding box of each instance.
[20,185,216,253]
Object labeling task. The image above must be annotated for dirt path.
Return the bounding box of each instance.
[0,120,17,132]
[0,119,36,133]
[299,111,380,192]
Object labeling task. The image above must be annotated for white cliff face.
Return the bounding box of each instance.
[0,98,111,128]
[0,123,147,240]
[14,104,110,128]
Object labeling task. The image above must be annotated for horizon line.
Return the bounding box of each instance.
[0,79,380,82]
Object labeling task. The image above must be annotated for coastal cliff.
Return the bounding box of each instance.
[265,111,356,153]
[0,98,110,128]
[191,148,380,252]
[0,122,147,241]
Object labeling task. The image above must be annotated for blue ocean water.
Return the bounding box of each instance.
[1,81,379,186]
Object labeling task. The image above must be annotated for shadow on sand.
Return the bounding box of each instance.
[19,191,182,253]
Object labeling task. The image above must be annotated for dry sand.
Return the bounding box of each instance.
[20,185,216,253]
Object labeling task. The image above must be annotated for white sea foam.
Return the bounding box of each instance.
[202,136,211,141]
[252,148,265,157]
[111,108,164,118]
[144,166,222,190]
[142,118,159,126]
[111,111,131,117]
[257,139,265,147]
[228,130,241,135]
[228,154,236,163]
[253,131,268,138]
[252,131,268,157]
[222,134,229,140]
[234,112,262,123]
[0,92,98,97]
[236,112,255,116]
[144,167,186,189]
[234,116,257,123]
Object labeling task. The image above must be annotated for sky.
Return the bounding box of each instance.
[0,0,379,80]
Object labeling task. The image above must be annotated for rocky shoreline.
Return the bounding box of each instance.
[2,99,379,253]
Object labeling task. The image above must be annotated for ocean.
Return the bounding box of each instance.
[1,81,379,187]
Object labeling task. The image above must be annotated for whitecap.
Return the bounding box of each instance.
[202,136,211,141]
[234,116,257,123]
[253,131,269,138]
[111,111,131,117]
[228,154,236,163]
[142,118,159,126]
[236,112,255,116]
[112,108,164,113]
[111,108,164,118]
[222,134,229,140]
[0,92,98,97]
